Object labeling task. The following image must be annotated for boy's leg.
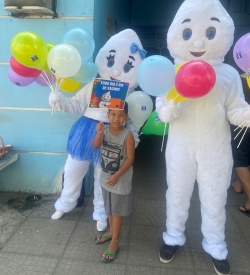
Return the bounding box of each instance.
[96,215,113,243]
[103,215,122,260]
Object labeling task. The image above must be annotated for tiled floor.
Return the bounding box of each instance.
[0,135,250,274]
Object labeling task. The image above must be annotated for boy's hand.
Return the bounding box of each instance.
[106,174,119,186]
[96,122,104,133]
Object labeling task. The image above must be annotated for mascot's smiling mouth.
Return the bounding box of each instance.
[190,51,206,57]
[110,77,120,81]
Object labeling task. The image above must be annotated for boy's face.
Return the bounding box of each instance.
[107,109,128,128]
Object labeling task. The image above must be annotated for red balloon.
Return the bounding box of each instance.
[175,60,216,99]
[10,56,42,77]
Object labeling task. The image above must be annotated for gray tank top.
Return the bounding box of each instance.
[100,125,133,195]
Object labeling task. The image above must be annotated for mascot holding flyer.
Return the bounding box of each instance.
[49,29,146,231]
[156,0,250,274]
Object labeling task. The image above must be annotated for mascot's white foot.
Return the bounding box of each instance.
[97,220,108,231]
[51,211,64,220]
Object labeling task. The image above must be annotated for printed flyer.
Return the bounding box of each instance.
[89,78,130,109]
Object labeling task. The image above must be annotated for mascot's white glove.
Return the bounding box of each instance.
[49,92,63,107]
[156,99,179,123]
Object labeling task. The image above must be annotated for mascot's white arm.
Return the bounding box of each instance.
[155,97,179,123]
[225,68,250,127]
[49,81,92,114]
[49,81,139,146]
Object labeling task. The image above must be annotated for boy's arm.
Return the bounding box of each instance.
[93,122,104,149]
[106,131,135,186]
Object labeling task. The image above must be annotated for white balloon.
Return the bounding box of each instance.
[47,44,81,78]
[126,91,153,128]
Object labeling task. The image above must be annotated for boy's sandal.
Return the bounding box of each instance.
[101,248,119,263]
[95,232,112,244]
[0,137,12,160]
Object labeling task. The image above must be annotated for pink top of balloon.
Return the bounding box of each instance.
[233,33,250,73]
[175,60,216,99]
[10,56,41,77]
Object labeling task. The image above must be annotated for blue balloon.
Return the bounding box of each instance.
[71,61,98,83]
[62,28,95,61]
[137,55,176,97]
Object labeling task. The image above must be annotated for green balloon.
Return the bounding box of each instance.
[142,111,169,136]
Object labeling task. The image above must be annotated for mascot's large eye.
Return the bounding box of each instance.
[107,54,115,67]
[206,27,216,40]
[183,28,192,40]
[124,60,134,73]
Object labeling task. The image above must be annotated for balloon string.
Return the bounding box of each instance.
[160,96,169,151]
[237,125,248,148]
[39,73,50,86]
[39,72,54,92]
[161,123,167,152]
[234,122,247,140]
[173,94,179,104]
[51,77,63,114]
[43,71,53,90]
[234,121,246,132]
[55,77,63,93]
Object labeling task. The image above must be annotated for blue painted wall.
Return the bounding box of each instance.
[0,0,130,193]
[93,0,130,58]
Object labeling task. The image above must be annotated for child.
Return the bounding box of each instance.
[92,102,135,263]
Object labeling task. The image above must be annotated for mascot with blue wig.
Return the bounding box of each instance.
[49,29,146,231]
[156,1,250,274]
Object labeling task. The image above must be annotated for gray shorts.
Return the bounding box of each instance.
[102,187,133,217]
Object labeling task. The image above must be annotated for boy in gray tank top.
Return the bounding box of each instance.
[93,102,135,263]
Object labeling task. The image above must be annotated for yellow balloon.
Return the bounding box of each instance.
[167,86,188,103]
[46,43,55,52]
[165,62,188,103]
[175,61,187,72]
[58,78,82,93]
[44,43,55,73]
[247,77,250,89]
[11,31,48,70]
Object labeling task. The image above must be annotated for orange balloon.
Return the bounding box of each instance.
[57,78,82,93]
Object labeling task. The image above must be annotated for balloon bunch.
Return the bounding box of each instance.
[137,55,216,101]
[8,28,98,93]
[137,55,216,136]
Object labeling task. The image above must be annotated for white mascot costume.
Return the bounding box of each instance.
[49,29,146,231]
[156,1,250,274]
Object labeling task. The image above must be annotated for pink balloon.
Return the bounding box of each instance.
[10,56,42,77]
[8,67,35,86]
[233,33,250,72]
[175,60,216,99]
[35,71,56,86]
